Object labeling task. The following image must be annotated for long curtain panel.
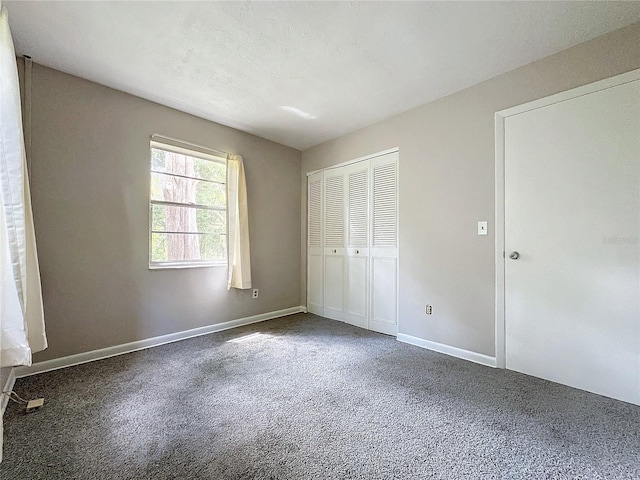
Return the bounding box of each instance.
[0,3,46,368]
[1,2,48,460]
[226,154,251,290]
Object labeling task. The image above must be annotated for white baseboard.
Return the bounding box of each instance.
[1,368,16,416]
[14,306,307,379]
[397,333,497,368]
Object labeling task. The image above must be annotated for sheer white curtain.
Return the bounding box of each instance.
[226,154,251,290]
[0,1,47,461]
[0,2,46,367]
[1,3,47,460]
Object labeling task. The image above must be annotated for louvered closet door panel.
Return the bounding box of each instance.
[371,256,397,332]
[324,254,345,321]
[372,161,397,248]
[346,255,367,327]
[308,176,322,250]
[324,173,345,248]
[307,172,323,315]
[323,170,346,321]
[348,168,368,247]
[370,152,398,335]
[345,163,369,328]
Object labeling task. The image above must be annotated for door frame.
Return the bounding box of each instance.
[494,68,640,369]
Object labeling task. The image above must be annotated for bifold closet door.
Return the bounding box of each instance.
[307,150,399,335]
[323,169,346,321]
[344,162,369,328]
[307,172,324,316]
[369,152,398,335]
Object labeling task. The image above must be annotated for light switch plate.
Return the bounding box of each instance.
[478,221,488,235]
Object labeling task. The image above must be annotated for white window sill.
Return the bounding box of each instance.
[149,261,227,270]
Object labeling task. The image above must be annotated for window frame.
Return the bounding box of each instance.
[148,140,228,269]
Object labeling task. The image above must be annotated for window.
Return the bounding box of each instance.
[149,141,227,268]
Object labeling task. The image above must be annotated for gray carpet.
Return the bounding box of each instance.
[1,313,639,479]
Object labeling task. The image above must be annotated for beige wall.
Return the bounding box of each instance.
[15,22,640,365]
[26,63,302,362]
[301,22,640,357]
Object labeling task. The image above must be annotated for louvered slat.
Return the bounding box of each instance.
[325,174,345,247]
[308,178,322,247]
[348,169,368,247]
[373,163,397,247]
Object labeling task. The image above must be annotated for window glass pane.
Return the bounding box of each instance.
[151,148,225,183]
[151,172,225,207]
[151,233,226,263]
[151,204,225,234]
[199,233,227,261]
[150,144,227,267]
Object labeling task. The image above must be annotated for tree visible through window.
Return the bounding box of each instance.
[149,142,227,267]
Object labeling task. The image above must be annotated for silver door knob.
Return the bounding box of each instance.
[509,251,520,260]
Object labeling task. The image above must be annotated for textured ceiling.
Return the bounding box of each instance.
[5,1,640,150]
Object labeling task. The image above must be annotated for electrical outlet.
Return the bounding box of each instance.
[425,305,433,315]
[252,289,259,299]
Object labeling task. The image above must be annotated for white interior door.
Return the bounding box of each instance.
[369,152,398,336]
[345,163,369,328]
[503,75,640,405]
[307,172,323,316]
[323,170,346,321]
